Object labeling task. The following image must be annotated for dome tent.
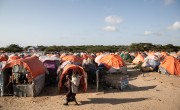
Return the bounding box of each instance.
[0,56,46,97]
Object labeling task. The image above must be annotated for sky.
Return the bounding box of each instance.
[0,0,180,47]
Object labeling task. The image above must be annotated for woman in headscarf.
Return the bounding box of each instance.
[63,69,82,105]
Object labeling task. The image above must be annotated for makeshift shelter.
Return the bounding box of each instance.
[61,55,82,66]
[95,54,107,65]
[8,55,21,62]
[81,53,88,60]
[98,54,127,73]
[0,54,8,62]
[132,53,144,64]
[27,46,39,53]
[0,56,46,97]
[95,64,128,91]
[82,57,97,85]
[141,53,160,72]
[39,56,60,85]
[95,54,128,91]
[161,52,169,58]
[122,53,134,62]
[60,53,67,59]
[0,62,6,96]
[58,64,87,93]
[159,56,180,76]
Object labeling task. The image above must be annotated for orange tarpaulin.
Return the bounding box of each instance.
[160,56,180,76]
[161,52,168,57]
[58,64,87,92]
[8,55,21,62]
[160,52,169,60]
[81,54,94,60]
[99,54,126,70]
[3,56,46,79]
[0,55,8,61]
[60,53,66,59]
[132,53,144,64]
[81,54,88,60]
[62,55,82,64]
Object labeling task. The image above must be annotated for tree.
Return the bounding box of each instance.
[128,43,141,52]
[45,45,60,52]
[164,44,178,52]
[37,45,47,51]
[127,43,154,52]
[0,47,6,52]
[5,44,23,52]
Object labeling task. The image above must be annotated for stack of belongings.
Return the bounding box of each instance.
[141,52,161,72]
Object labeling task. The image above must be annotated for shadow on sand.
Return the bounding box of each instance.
[38,84,61,97]
[100,85,157,94]
[121,85,157,92]
[38,84,156,97]
[80,97,148,105]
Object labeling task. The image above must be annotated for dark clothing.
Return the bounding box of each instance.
[64,75,76,102]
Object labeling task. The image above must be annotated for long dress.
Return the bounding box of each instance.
[64,75,76,102]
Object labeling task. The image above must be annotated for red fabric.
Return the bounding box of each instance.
[0,56,8,61]
[3,56,46,79]
[8,56,21,61]
[58,64,87,92]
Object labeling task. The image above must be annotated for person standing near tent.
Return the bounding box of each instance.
[63,69,82,105]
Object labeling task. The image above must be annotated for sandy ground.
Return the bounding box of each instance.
[1,65,180,110]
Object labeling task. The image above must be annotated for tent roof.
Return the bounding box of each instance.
[39,56,60,62]
[99,54,126,69]
[3,56,46,79]
[160,56,180,76]
[58,64,87,92]
[132,53,144,64]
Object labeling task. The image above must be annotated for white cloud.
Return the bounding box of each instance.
[102,15,122,32]
[105,16,123,24]
[103,26,118,32]
[168,21,180,30]
[164,0,175,5]
[144,30,162,36]
[144,31,152,35]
